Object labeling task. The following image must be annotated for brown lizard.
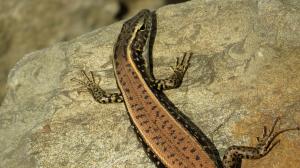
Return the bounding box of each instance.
[72,9,300,168]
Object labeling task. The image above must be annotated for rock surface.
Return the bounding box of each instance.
[0,0,182,103]
[0,0,120,103]
[0,0,299,168]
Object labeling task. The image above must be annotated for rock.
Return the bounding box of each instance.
[0,0,121,103]
[120,0,165,17]
[0,0,299,168]
[0,0,185,104]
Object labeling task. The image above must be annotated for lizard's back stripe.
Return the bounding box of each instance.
[113,54,218,168]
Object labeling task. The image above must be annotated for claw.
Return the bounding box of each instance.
[187,52,193,64]
[81,70,91,82]
[72,70,104,92]
[262,126,267,138]
[71,77,86,86]
[171,52,193,73]
[90,71,96,83]
[256,117,299,156]
[176,57,179,67]
[269,117,280,136]
[181,52,187,65]
[264,139,281,156]
[268,139,280,150]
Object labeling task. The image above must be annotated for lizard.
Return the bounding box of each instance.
[72,9,300,168]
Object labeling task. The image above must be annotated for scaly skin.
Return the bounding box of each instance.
[72,9,300,168]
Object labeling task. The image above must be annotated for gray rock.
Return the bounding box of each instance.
[0,0,184,104]
[0,0,299,167]
[0,0,120,103]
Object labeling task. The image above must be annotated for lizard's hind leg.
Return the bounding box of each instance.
[222,117,299,168]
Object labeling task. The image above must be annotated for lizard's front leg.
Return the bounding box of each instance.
[222,117,299,168]
[71,70,124,103]
[149,52,192,91]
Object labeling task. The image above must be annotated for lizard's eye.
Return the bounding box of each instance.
[139,24,145,31]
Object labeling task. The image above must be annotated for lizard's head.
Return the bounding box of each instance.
[114,9,153,77]
[127,9,153,77]
[129,9,153,55]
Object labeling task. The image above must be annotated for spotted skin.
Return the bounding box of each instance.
[149,53,192,91]
[222,117,300,168]
[72,9,300,168]
[113,45,218,167]
[71,70,123,103]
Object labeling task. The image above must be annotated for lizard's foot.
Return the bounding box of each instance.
[170,52,193,75]
[254,117,300,157]
[150,52,193,91]
[71,70,104,94]
[71,70,123,103]
[222,117,299,168]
